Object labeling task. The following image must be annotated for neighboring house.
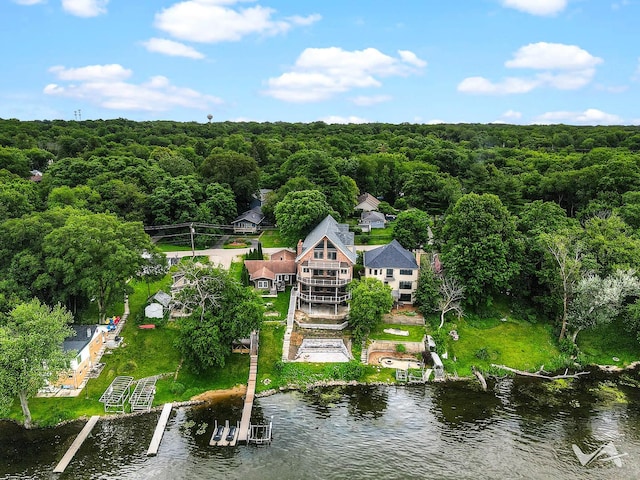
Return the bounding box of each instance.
[355,193,380,212]
[232,207,265,234]
[296,215,357,317]
[358,211,386,232]
[363,239,420,304]
[57,325,108,390]
[245,249,297,293]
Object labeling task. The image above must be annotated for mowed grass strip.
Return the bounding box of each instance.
[442,318,560,377]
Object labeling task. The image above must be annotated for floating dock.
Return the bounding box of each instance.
[53,415,100,473]
[147,403,173,456]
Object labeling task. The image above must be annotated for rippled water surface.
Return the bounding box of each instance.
[2,380,640,479]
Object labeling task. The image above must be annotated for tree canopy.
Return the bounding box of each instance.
[347,278,393,342]
[174,262,263,371]
[0,299,75,428]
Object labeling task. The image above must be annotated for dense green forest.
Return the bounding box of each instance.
[2,118,640,345]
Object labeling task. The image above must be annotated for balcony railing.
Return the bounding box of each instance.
[306,260,341,269]
[298,292,351,303]
[298,277,349,286]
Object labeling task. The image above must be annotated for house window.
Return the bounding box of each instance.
[257,280,269,289]
[399,293,412,302]
[341,269,348,275]
[399,281,413,290]
[327,251,337,260]
[303,267,309,273]
[386,269,394,278]
[374,269,379,275]
[314,248,324,259]
[313,269,324,276]
[368,269,372,275]
[399,269,413,276]
[284,275,289,281]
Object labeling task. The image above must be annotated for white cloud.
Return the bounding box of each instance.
[142,38,205,59]
[502,0,568,16]
[398,50,427,68]
[502,109,522,119]
[457,76,539,94]
[533,108,623,125]
[61,0,109,17]
[264,47,426,102]
[154,1,320,43]
[350,95,392,106]
[426,119,446,124]
[48,64,132,82]
[459,42,601,94]
[44,63,222,112]
[12,0,45,5]
[505,42,601,70]
[319,115,369,124]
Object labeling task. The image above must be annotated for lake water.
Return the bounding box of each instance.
[2,378,639,479]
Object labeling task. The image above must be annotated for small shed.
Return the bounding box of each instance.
[426,335,436,352]
[145,303,164,319]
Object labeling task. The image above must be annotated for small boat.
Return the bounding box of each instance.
[226,426,237,442]
[212,425,224,442]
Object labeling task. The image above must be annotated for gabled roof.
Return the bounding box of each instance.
[360,211,386,223]
[245,259,297,280]
[63,325,105,353]
[269,249,296,261]
[153,291,172,308]
[232,207,265,225]
[296,215,356,264]
[363,239,418,269]
[356,193,380,210]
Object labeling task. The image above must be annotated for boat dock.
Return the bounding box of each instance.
[53,415,100,473]
[237,331,258,443]
[147,403,173,456]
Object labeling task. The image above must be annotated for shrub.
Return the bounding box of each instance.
[475,348,489,360]
[395,344,407,353]
[169,382,186,395]
[325,361,364,381]
[559,337,579,357]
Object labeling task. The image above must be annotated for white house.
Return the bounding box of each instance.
[363,239,419,304]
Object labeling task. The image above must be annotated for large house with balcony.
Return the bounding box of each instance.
[363,239,420,304]
[295,215,357,318]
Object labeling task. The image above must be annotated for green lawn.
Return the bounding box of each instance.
[578,318,640,367]
[259,230,287,248]
[437,316,561,377]
[355,223,395,245]
[369,323,426,342]
[6,275,252,427]
[155,242,193,252]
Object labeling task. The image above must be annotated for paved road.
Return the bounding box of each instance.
[165,245,381,269]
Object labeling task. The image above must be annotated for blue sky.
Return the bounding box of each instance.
[2,0,639,125]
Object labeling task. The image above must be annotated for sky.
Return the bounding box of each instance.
[1,0,639,125]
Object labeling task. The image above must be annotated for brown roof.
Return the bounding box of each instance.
[244,259,296,280]
[269,249,296,261]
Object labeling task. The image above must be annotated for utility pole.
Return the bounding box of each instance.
[190,223,195,258]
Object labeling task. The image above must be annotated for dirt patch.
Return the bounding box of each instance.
[190,385,247,402]
[367,351,421,365]
[384,305,425,325]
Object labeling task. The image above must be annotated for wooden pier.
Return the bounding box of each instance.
[147,403,173,456]
[237,331,259,443]
[53,415,100,473]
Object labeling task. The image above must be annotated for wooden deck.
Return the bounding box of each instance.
[237,353,258,443]
[146,403,173,456]
[53,415,100,473]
